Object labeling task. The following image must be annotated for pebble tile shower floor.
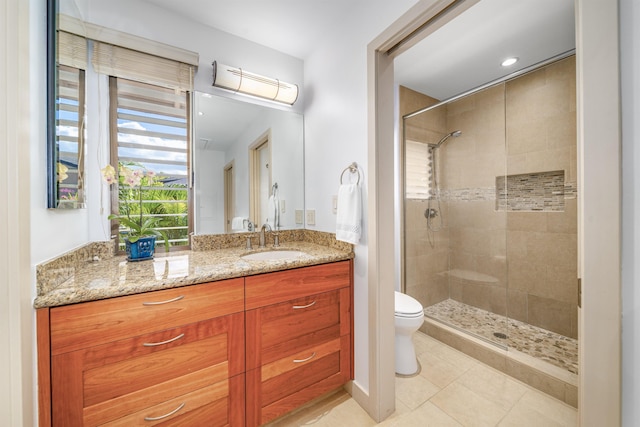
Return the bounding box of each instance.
[424,299,578,375]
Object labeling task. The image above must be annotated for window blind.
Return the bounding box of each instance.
[405,140,433,200]
[57,31,87,69]
[93,41,194,91]
[112,77,190,248]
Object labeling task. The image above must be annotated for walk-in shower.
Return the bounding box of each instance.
[401,55,578,403]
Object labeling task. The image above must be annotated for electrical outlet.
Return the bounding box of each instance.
[332,195,338,214]
[306,209,316,226]
[295,209,303,224]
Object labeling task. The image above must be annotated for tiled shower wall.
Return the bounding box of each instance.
[401,86,451,309]
[402,56,577,339]
[504,56,578,338]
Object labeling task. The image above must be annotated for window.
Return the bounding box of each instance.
[110,77,191,250]
[405,140,433,200]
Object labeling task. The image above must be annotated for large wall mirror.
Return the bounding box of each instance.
[193,93,304,234]
[47,0,87,209]
[47,0,306,230]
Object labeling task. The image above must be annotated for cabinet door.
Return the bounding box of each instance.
[245,287,352,426]
[52,313,244,426]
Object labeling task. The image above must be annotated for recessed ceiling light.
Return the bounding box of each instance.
[198,111,204,116]
[501,57,519,67]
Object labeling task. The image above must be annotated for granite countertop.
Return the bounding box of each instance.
[34,240,353,309]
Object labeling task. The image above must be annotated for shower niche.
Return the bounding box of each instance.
[401,56,578,384]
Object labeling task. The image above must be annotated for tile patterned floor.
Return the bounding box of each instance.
[424,299,578,375]
[268,332,577,426]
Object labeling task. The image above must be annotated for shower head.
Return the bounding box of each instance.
[433,130,462,148]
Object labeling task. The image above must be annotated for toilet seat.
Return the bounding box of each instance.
[395,291,424,317]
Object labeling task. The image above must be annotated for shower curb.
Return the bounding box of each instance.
[421,317,578,408]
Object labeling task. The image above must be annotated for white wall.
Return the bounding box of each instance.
[621,0,639,423]
[77,0,304,112]
[303,0,417,393]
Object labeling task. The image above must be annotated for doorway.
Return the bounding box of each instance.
[367,0,621,424]
[249,130,272,226]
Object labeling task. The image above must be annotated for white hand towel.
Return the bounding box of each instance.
[231,217,245,231]
[336,183,362,244]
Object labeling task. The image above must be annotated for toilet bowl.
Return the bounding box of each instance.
[394,291,425,375]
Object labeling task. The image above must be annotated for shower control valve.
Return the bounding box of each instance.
[424,208,439,219]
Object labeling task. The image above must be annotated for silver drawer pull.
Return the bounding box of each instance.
[144,402,185,421]
[292,300,316,310]
[142,295,185,306]
[293,352,316,363]
[143,333,184,347]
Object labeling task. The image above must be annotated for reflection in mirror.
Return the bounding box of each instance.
[47,0,87,208]
[193,93,304,234]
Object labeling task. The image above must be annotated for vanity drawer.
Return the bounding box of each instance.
[246,288,351,370]
[245,261,351,310]
[50,278,244,354]
[88,375,244,427]
[246,335,351,425]
[52,313,244,426]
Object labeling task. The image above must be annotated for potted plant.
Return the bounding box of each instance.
[101,163,169,261]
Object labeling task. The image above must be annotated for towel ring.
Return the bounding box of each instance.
[340,162,361,185]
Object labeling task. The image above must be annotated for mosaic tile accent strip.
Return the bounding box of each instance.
[424,298,578,375]
[496,170,566,211]
[439,187,496,202]
[564,181,578,199]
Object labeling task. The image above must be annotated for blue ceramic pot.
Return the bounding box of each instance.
[125,236,156,261]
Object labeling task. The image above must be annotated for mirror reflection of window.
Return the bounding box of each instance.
[55,31,87,208]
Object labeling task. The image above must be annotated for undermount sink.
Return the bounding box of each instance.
[241,250,307,261]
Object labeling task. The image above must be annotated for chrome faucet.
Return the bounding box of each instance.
[259,223,272,248]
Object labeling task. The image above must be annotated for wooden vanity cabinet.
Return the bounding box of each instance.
[244,261,353,426]
[45,278,245,426]
[38,260,354,427]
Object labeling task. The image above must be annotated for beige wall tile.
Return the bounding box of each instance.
[546,199,577,233]
[527,295,574,337]
[508,212,548,232]
[507,289,528,323]
[545,264,578,304]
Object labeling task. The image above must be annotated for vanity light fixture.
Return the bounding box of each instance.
[501,57,519,67]
[212,61,299,105]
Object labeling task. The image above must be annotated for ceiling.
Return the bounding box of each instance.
[394,0,575,100]
[145,0,575,104]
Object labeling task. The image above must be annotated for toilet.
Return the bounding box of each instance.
[394,291,425,375]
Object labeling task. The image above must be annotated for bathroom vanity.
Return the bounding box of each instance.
[35,236,353,426]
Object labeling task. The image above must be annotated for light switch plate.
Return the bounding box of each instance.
[295,209,303,224]
[280,200,286,213]
[306,209,316,226]
[332,195,338,214]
